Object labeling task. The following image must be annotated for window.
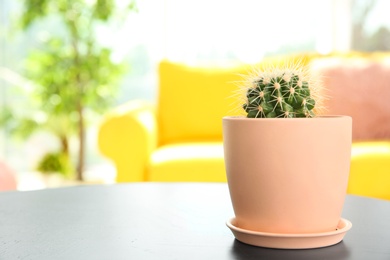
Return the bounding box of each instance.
[352,0,390,51]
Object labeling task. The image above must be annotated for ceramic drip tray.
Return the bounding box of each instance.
[226,218,352,249]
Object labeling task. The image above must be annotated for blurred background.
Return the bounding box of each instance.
[1,0,389,190]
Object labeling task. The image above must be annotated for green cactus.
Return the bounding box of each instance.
[242,66,319,118]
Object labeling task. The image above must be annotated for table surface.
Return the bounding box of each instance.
[1,183,390,260]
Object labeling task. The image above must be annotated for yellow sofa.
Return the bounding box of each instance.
[98,53,390,200]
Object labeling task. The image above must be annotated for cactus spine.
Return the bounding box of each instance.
[242,64,320,118]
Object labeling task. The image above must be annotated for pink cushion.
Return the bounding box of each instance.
[310,57,390,141]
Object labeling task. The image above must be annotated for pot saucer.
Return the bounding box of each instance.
[226,217,352,249]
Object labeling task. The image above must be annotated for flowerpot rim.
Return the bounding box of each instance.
[223,115,351,121]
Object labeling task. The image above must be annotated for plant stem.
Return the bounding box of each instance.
[77,102,85,181]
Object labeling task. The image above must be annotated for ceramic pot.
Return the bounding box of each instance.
[223,116,352,234]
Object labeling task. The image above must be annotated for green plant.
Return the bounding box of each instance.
[37,152,72,176]
[242,63,321,118]
[1,0,137,180]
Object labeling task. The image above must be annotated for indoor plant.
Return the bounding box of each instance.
[223,62,352,249]
[0,0,136,181]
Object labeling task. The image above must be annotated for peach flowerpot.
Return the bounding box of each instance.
[223,116,352,234]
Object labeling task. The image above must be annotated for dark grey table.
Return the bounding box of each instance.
[0,183,390,259]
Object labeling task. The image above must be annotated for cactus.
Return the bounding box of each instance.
[242,64,320,118]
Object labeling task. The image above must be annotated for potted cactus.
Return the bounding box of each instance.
[223,62,352,249]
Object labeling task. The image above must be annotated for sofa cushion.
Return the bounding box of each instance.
[148,142,226,182]
[349,141,390,200]
[310,57,390,140]
[157,61,246,144]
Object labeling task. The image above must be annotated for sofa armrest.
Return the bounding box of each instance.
[348,141,390,200]
[98,100,157,182]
